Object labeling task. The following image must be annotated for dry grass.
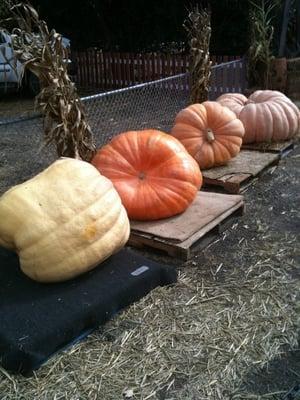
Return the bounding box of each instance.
[0,225,299,399]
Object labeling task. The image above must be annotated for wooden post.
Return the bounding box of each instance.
[297,0,300,54]
[279,0,292,57]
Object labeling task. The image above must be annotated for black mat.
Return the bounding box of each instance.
[0,246,177,375]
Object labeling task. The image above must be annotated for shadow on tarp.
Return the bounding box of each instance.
[0,246,177,375]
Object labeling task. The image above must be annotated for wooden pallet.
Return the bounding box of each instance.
[242,140,295,158]
[129,191,244,260]
[202,150,279,194]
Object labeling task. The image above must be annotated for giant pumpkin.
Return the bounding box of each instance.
[0,158,130,282]
[217,90,300,143]
[92,129,202,221]
[171,101,245,169]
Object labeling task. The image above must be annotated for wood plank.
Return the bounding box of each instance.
[129,191,244,260]
[141,53,146,82]
[102,52,107,89]
[125,53,131,86]
[86,50,91,87]
[242,140,295,158]
[131,192,243,242]
[166,53,171,77]
[130,53,135,85]
[94,49,99,87]
[161,53,166,78]
[279,0,292,57]
[151,52,157,81]
[116,52,122,87]
[202,150,279,194]
[106,51,112,88]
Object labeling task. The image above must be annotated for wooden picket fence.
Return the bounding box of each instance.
[72,50,242,90]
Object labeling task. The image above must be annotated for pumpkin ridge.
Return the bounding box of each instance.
[265,102,284,142]
[18,185,120,251]
[147,153,198,177]
[95,145,138,175]
[105,133,190,175]
[96,166,138,180]
[276,101,299,137]
[21,196,123,260]
[211,119,245,137]
[5,169,113,233]
[22,206,130,282]
[175,106,207,131]
[272,102,290,141]
[212,138,235,161]
[147,180,190,216]
[194,142,215,169]
[20,197,125,274]
[148,175,201,187]
[204,101,237,131]
[135,182,171,219]
[172,124,207,140]
[192,139,209,158]
[216,135,242,149]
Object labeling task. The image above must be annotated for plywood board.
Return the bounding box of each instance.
[129,191,244,259]
[202,150,279,193]
[242,140,294,157]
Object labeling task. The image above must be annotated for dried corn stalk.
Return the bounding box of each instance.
[183,6,212,104]
[8,2,96,161]
[248,0,276,89]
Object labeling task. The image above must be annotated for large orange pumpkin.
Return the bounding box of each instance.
[217,90,300,143]
[92,130,202,221]
[171,101,245,169]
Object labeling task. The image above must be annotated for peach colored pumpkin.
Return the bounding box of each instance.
[217,90,300,143]
[171,101,245,169]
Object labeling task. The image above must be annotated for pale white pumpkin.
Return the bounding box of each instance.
[0,158,130,282]
[217,90,300,143]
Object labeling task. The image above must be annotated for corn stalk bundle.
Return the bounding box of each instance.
[7,2,96,161]
[248,0,276,89]
[183,6,212,104]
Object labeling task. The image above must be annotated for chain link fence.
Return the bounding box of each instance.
[0,59,247,193]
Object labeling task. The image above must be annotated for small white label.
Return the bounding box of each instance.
[131,265,149,276]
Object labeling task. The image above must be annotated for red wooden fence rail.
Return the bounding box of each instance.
[72,50,242,90]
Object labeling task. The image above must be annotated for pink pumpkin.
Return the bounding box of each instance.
[217,90,299,143]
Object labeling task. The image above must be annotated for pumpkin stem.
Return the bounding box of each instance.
[206,129,215,142]
[138,171,146,180]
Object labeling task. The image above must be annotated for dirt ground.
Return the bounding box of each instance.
[0,93,36,120]
[0,99,299,399]
[0,88,103,121]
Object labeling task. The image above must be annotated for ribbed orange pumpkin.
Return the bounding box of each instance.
[171,101,245,169]
[92,130,202,221]
[217,90,300,143]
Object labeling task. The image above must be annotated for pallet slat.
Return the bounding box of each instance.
[202,150,280,194]
[242,140,295,158]
[129,192,244,260]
